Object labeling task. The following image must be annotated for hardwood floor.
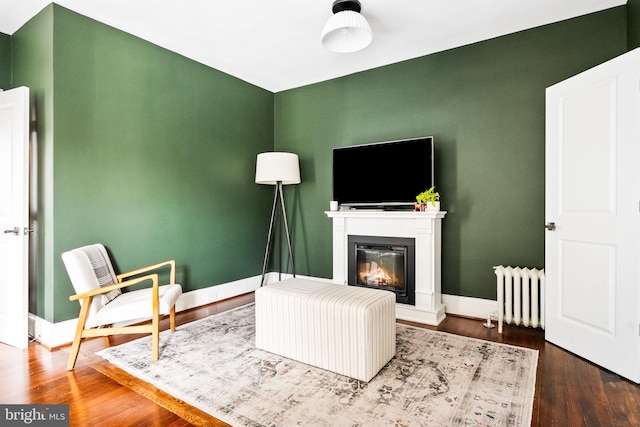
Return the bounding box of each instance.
[1,292,639,426]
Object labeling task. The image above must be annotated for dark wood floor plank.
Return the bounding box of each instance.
[2,292,640,426]
[600,369,640,426]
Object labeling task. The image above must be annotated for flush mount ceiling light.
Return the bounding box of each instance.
[321,0,372,53]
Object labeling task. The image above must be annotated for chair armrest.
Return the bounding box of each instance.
[69,274,159,302]
[117,260,176,284]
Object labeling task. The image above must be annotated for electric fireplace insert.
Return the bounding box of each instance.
[347,235,415,305]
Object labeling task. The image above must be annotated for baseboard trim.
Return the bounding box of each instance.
[29,275,497,348]
[31,274,276,349]
[442,294,497,320]
[28,314,77,350]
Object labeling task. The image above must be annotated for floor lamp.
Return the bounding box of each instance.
[255,152,301,286]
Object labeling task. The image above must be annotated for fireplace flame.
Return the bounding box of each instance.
[360,261,400,287]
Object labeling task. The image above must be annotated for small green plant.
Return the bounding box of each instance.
[416,186,440,207]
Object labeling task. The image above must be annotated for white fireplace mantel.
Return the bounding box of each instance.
[325,210,446,325]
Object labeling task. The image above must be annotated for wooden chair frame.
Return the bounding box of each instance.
[67,260,177,371]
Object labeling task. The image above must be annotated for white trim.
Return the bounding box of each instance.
[28,313,77,349]
[30,274,498,348]
[442,294,497,319]
[273,277,496,321]
[174,273,329,311]
[175,275,261,312]
[31,274,271,348]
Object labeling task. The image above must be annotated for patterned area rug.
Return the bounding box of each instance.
[97,304,537,426]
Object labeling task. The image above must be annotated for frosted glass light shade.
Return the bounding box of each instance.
[321,10,372,53]
[255,152,301,185]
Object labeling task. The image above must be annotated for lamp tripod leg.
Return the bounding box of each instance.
[278,181,296,278]
[260,184,279,286]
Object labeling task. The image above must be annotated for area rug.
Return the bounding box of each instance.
[97,304,538,426]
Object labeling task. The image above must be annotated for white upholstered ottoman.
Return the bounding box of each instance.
[255,278,396,382]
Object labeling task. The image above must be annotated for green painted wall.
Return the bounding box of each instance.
[629,0,640,49]
[13,5,274,322]
[274,7,627,300]
[0,32,10,89]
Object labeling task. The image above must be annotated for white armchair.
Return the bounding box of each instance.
[62,244,183,371]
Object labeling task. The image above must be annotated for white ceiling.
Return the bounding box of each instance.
[0,0,626,92]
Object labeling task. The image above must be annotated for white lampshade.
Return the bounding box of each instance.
[255,152,301,185]
[321,7,372,53]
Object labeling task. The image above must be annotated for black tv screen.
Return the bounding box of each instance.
[332,136,435,208]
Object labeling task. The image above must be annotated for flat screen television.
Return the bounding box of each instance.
[332,136,435,209]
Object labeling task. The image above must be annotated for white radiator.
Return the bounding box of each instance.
[494,265,545,333]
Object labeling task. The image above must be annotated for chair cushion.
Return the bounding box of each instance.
[87,284,183,328]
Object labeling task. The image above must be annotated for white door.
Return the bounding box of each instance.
[0,87,30,349]
[545,49,640,383]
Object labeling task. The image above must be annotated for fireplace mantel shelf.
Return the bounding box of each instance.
[326,209,447,325]
[325,210,446,219]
